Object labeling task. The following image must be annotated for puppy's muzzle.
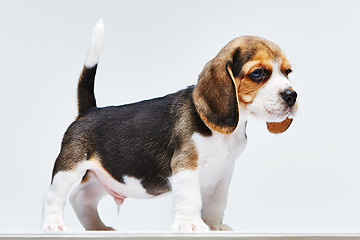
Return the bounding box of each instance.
[281,89,297,107]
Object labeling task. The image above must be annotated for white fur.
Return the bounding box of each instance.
[170,120,247,231]
[178,119,248,230]
[194,120,247,189]
[42,165,88,231]
[247,61,298,122]
[170,169,209,231]
[201,169,234,231]
[85,19,104,68]
[42,160,152,231]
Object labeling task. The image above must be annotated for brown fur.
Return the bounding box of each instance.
[236,45,278,106]
[170,98,207,173]
[171,142,198,174]
[193,62,238,135]
[280,57,292,77]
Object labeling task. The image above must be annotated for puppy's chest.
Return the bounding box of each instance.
[192,127,247,188]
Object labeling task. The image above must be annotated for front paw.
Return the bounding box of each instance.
[208,223,233,231]
[171,217,210,231]
[42,219,71,232]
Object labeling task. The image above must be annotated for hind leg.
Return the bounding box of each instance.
[70,171,114,231]
[42,164,87,231]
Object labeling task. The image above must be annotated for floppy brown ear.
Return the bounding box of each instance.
[193,59,239,134]
[193,60,239,135]
[266,118,293,134]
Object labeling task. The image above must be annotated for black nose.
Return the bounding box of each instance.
[281,89,297,107]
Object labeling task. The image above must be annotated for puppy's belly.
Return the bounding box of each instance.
[85,161,153,201]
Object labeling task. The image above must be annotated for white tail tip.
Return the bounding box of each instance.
[85,18,105,68]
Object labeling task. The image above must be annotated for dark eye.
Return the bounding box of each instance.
[284,69,292,76]
[249,68,267,82]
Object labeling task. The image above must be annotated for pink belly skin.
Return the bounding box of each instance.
[90,170,127,206]
[104,185,126,206]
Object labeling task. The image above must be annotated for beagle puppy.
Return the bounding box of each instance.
[42,19,298,232]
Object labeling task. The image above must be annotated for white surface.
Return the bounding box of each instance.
[2,233,360,240]
[0,232,360,240]
[1,0,360,233]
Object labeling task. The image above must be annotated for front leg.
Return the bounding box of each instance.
[201,168,234,231]
[170,169,210,231]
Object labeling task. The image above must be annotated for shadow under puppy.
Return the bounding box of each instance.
[42,19,298,232]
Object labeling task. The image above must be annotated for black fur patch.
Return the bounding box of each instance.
[77,65,98,116]
[231,46,259,78]
[232,48,242,77]
[52,87,211,196]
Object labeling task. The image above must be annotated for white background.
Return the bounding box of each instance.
[1,0,360,233]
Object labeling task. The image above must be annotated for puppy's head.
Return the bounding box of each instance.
[193,36,298,134]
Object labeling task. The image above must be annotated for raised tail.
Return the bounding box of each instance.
[77,19,105,116]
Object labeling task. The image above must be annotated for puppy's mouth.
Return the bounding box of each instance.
[264,104,297,122]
